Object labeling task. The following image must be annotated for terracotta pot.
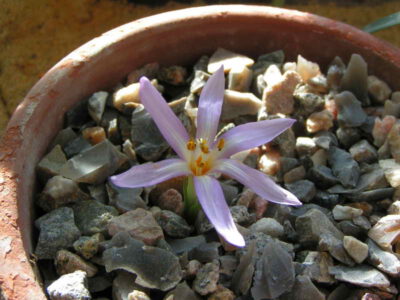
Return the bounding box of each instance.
[1,4,400,299]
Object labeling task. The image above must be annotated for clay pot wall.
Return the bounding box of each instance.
[1,5,400,299]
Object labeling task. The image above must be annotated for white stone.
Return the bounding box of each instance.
[343,236,368,264]
[368,214,400,250]
[296,55,320,83]
[379,159,400,187]
[388,201,400,215]
[208,48,254,74]
[47,270,90,300]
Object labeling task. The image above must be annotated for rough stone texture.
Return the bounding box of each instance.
[306,110,334,133]
[295,208,343,247]
[103,232,182,291]
[262,70,301,115]
[249,217,284,238]
[164,281,201,300]
[367,239,400,277]
[73,200,118,236]
[340,53,369,106]
[285,180,316,203]
[301,251,335,284]
[343,236,368,264]
[37,175,89,211]
[208,285,235,300]
[37,145,67,181]
[332,205,363,221]
[107,183,145,213]
[328,146,360,188]
[349,140,378,163]
[112,271,147,300]
[157,188,184,215]
[221,90,262,121]
[379,159,400,187]
[251,240,295,300]
[60,140,128,184]
[155,210,192,238]
[329,265,390,288]
[193,260,220,296]
[368,75,392,103]
[282,275,325,300]
[55,249,98,277]
[88,91,108,124]
[318,233,355,266]
[47,270,91,300]
[208,47,254,73]
[73,234,103,260]
[368,214,400,250]
[108,208,164,245]
[35,207,81,259]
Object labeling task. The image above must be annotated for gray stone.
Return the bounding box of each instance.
[60,140,128,184]
[112,271,147,300]
[313,191,339,209]
[383,99,400,117]
[50,127,77,149]
[164,281,201,300]
[35,207,81,259]
[55,249,98,277]
[273,127,296,158]
[88,91,108,124]
[219,255,238,278]
[73,234,103,260]
[249,217,284,238]
[329,265,390,288]
[188,242,220,263]
[87,184,107,204]
[367,238,400,277]
[332,205,363,221]
[338,220,364,238]
[328,146,360,188]
[251,239,295,300]
[229,205,251,225]
[232,241,256,296]
[349,140,378,163]
[190,70,210,94]
[313,131,339,150]
[37,175,89,212]
[107,208,164,245]
[63,136,92,158]
[295,208,343,247]
[167,235,207,256]
[336,127,361,149]
[47,270,91,300]
[318,234,355,266]
[73,200,118,235]
[127,62,160,83]
[301,251,335,284]
[185,259,202,279]
[193,260,220,296]
[195,210,213,234]
[155,210,192,238]
[293,91,325,117]
[106,183,145,213]
[285,180,316,203]
[130,105,169,161]
[37,145,67,181]
[343,236,368,264]
[307,165,338,189]
[340,53,369,106]
[103,232,182,291]
[87,274,112,294]
[283,275,325,300]
[335,91,367,127]
[352,215,371,231]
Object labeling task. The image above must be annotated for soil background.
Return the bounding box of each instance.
[1,0,400,136]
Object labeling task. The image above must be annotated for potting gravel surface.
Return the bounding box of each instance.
[35,48,400,300]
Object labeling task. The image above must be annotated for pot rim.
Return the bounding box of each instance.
[1,4,400,300]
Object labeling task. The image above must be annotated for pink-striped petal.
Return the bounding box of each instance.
[140,77,190,159]
[196,66,225,144]
[110,158,190,188]
[194,175,245,247]
[218,118,296,158]
[214,159,302,206]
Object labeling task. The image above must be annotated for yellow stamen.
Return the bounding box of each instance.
[187,138,196,151]
[217,138,225,151]
[200,139,209,154]
[196,155,204,168]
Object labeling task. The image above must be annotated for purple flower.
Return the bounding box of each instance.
[110,66,301,247]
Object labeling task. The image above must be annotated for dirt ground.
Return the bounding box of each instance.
[1,0,400,136]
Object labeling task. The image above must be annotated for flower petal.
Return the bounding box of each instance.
[140,77,190,159]
[196,66,225,144]
[218,118,296,158]
[194,175,245,247]
[214,158,302,206]
[110,158,190,188]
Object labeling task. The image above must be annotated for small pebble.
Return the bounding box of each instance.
[343,236,368,264]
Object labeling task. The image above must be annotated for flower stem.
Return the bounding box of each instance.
[183,176,201,223]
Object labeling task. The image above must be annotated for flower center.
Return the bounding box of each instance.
[186,138,225,176]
